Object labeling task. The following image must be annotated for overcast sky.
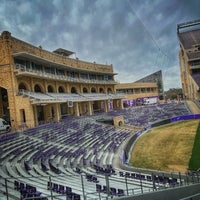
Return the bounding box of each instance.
[1,0,200,90]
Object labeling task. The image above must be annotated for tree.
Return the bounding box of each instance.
[164,88,183,101]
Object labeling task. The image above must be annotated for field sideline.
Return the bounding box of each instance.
[129,120,200,173]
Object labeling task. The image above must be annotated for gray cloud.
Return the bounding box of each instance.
[0,0,200,90]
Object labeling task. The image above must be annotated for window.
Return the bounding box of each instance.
[71,87,77,94]
[48,85,54,93]
[91,87,96,93]
[51,107,55,118]
[34,84,42,92]
[99,88,104,93]
[83,87,88,93]
[18,83,27,91]
[80,73,88,79]
[33,64,42,71]
[89,74,96,80]
[14,58,26,65]
[56,69,65,75]
[108,75,112,80]
[107,88,112,94]
[97,75,103,80]
[20,109,26,123]
[58,86,65,93]
[45,66,55,74]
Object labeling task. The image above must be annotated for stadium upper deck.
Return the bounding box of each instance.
[177,19,200,100]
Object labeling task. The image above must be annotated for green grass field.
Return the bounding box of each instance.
[189,121,200,171]
[130,120,200,173]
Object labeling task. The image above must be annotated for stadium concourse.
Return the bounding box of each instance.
[0,101,200,200]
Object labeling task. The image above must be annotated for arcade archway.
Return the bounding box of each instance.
[0,87,10,123]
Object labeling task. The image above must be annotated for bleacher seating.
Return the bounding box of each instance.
[14,180,46,200]
[178,29,200,51]
[101,102,191,128]
[0,102,197,200]
[192,72,200,87]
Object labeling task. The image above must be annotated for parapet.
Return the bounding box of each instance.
[1,31,11,41]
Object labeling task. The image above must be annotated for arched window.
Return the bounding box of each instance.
[0,87,9,122]
[118,121,123,126]
[1,87,8,101]
[99,88,104,93]
[34,84,42,92]
[58,86,65,93]
[48,85,54,93]
[107,88,112,94]
[71,87,77,94]
[18,83,27,91]
[83,87,88,93]
[91,87,96,93]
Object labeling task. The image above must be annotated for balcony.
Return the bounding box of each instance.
[14,64,118,85]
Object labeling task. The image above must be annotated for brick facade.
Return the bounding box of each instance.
[0,31,122,130]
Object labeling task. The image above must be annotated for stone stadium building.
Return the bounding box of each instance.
[0,31,164,130]
[0,31,124,130]
[1,30,200,200]
[177,19,200,100]
[134,70,164,99]
[115,82,158,107]
[115,71,162,106]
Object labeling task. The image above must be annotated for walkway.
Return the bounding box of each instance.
[186,100,200,114]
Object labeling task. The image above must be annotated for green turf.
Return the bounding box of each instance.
[130,120,199,172]
[189,122,200,171]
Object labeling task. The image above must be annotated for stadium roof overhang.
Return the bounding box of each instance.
[177,20,200,61]
[177,19,200,33]
[53,48,74,57]
[20,91,125,105]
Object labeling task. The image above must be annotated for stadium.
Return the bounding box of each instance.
[0,19,200,200]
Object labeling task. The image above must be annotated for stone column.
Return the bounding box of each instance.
[55,103,61,121]
[104,100,108,112]
[119,99,124,109]
[87,101,93,115]
[74,102,80,117]
[79,103,83,116]
[34,105,38,127]
[107,100,111,112]
[0,89,3,117]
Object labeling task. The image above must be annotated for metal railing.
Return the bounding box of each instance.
[0,170,200,200]
[15,64,117,85]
